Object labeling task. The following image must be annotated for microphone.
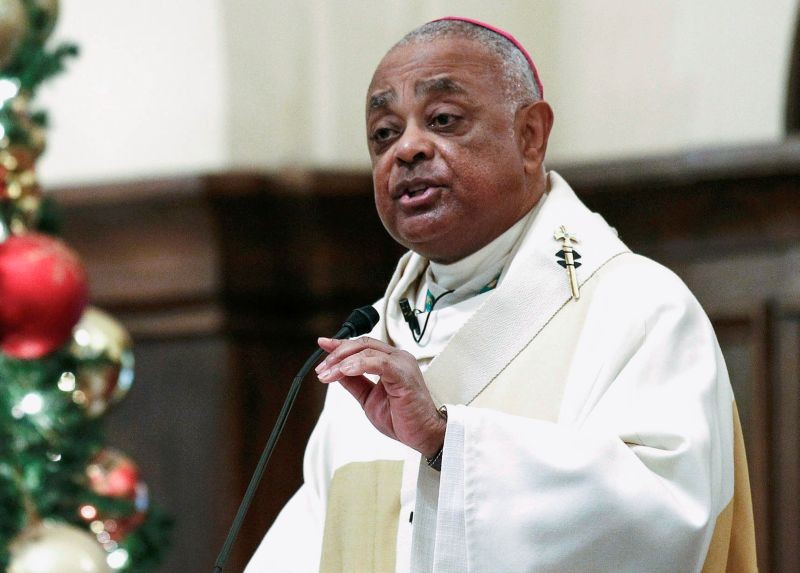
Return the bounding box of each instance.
[399,298,421,336]
[212,305,379,573]
[340,305,380,339]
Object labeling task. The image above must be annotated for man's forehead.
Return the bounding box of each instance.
[368,76,469,110]
[367,38,497,104]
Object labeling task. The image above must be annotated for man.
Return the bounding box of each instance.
[247,17,756,573]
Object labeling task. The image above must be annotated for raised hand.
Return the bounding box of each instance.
[315,336,446,458]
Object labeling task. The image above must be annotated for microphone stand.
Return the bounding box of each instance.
[213,306,377,572]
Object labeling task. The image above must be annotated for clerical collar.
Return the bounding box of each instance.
[428,204,538,290]
[415,200,544,313]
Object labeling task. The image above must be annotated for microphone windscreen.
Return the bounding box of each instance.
[340,305,380,338]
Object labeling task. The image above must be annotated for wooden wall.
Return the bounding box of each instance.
[52,140,800,572]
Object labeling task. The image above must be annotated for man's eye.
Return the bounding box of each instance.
[371,127,396,142]
[430,114,457,128]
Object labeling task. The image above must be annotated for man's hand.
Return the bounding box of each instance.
[315,336,446,458]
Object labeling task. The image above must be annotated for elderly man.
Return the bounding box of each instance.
[246,17,756,573]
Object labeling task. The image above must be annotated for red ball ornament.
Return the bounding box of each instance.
[83,448,149,542]
[87,449,139,498]
[0,233,89,358]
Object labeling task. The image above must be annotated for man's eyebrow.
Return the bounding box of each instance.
[368,90,396,111]
[415,77,467,98]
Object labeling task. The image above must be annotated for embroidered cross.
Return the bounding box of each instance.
[554,225,582,301]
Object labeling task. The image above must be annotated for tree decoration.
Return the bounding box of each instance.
[8,520,112,573]
[69,307,135,417]
[2,0,77,97]
[0,233,88,359]
[0,146,41,232]
[81,449,149,544]
[0,0,26,70]
[31,0,59,41]
[0,2,172,571]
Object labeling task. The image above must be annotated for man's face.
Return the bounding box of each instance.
[366,37,536,263]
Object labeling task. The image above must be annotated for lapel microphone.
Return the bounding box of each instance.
[398,290,453,343]
[399,298,421,336]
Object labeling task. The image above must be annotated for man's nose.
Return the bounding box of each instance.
[394,123,434,166]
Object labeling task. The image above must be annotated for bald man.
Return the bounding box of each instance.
[246,19,756,573]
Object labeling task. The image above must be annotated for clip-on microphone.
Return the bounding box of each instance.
[399,298,421,336]
[398,290,453,344]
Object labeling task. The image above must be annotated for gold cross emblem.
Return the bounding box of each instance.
[554,225,582,301]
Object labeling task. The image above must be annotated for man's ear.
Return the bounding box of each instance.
[517,101,554,174]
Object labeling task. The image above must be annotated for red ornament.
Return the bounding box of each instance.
[0,233,89,358]
[83,448,149,542]
[87,449,140,498]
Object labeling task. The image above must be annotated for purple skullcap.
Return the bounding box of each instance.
[432,16,544,98]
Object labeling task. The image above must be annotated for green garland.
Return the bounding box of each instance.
[4,1,79,97]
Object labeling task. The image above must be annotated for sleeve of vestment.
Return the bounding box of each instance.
[426,261,735,573]
[244,405,332,573]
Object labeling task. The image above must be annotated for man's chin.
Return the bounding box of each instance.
[401,235,462,263]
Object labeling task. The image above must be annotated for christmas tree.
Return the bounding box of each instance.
[0,2,171,571]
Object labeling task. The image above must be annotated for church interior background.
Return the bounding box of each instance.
[13,1,800,571]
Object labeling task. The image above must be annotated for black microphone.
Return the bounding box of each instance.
[399,298,421,336]
[212,305,379,573]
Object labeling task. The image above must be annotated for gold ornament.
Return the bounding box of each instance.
[32,0,59,40]
[2,95,47,157]
[0,148,41,232]
[69,307,135,417]
[28,123,46,156]
[9,91,28,114]
[7,145,36,170]
[0,0,26,69]
[8,520,112,573]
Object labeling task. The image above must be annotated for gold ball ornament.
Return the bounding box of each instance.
[0,0,26,69]
[8,520,112,573]
[69,307,135,417]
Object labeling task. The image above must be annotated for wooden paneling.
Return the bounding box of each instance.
[51,140,800,572]
[769,303,800,572]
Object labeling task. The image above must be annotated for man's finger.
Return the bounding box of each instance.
[338,351,405,382]
[335,374,375,408]
[316,336,394,373]
[317,337,342,352]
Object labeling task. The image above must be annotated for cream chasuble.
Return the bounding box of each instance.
[245,171,757,573]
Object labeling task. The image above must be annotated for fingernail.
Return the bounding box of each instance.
[315,359,327,373]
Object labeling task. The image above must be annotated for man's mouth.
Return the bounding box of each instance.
[393,178,446,201]
[405,185,430,198]
[397,184,443,208]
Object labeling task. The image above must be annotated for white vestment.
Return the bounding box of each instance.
[246,172,756,573]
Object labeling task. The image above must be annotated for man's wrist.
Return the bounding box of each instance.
[425,405,448,471]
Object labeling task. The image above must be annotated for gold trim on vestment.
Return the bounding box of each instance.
[319,460,403,573]
[701,402,758,572]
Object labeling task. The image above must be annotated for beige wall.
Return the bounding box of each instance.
[36,0,229,186]
[35,0,798,185]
